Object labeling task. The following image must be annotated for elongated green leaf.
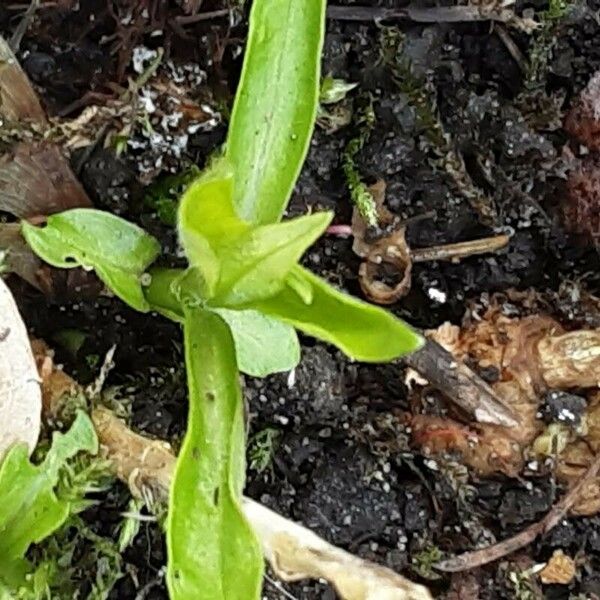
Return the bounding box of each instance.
[178,162,249,296]
[22,209,160,311]
[214,211,332,306]
[167,307,263,600]
[226,0,326,225]
[0,412,97,586]
[246,266,423,362]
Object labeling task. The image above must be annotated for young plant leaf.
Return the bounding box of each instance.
[178,160,333,305]
[144,268,300,377]
[226,0,327,225]
[246,266,424,362]
[167,306,263,600]
[22,209,160,311]
[213,211,332,306]
[178,162,249,297]
[214,308,300,377]
[0,412,98,586]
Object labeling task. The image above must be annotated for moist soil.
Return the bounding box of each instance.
[3,1,600,598]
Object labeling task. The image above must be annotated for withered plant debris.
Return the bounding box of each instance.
[35,344,433,600]
[404,294,600,571]
[405,339,519,428]
[0,143,92,218]
[435,448,600,572]
[352,180,413,304]
[0,36,46,124]
[538,549,576,585]
[352,181,510,304]
[564,69,600,152]
[0,277,41,456]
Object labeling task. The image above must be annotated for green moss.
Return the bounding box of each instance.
[248,428,280,474]
[342,99,378,227]
[526,0,572,89]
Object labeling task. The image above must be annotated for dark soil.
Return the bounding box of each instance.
[4,0,600,598]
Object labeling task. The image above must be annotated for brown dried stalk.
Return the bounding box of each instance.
[327,4,538,33]
[435,450,600,572]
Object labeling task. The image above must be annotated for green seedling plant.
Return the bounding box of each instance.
[22,0,423,598]
[0,412,99,596]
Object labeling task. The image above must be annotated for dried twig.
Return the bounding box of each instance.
[405,339,519,427]
[172,9,231,26]
[411,234,510,263]
[327,4,538,32]
[436,450,600,571]
[9,0,39,52]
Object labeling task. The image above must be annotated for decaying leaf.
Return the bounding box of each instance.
[0,36,46,124]
[352,181,412,304]
[0,143,92,219]
[0,223,44,290]
[0,278,41,455]
[539,550,576,585]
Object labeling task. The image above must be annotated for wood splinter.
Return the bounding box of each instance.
[405,339,519,428]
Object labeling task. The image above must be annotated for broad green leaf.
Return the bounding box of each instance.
[22,209,160,311]
[215,308,300,377]
[144,268,300,377]
[167,307,263,600]
[226,0,327,225]
[0,412,98,586]
[246,266,424,362]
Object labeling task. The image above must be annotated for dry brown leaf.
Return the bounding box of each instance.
[0,142,92,219]
[0,37,46,123]
[539,550,576,585]
[0,278,41,455]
